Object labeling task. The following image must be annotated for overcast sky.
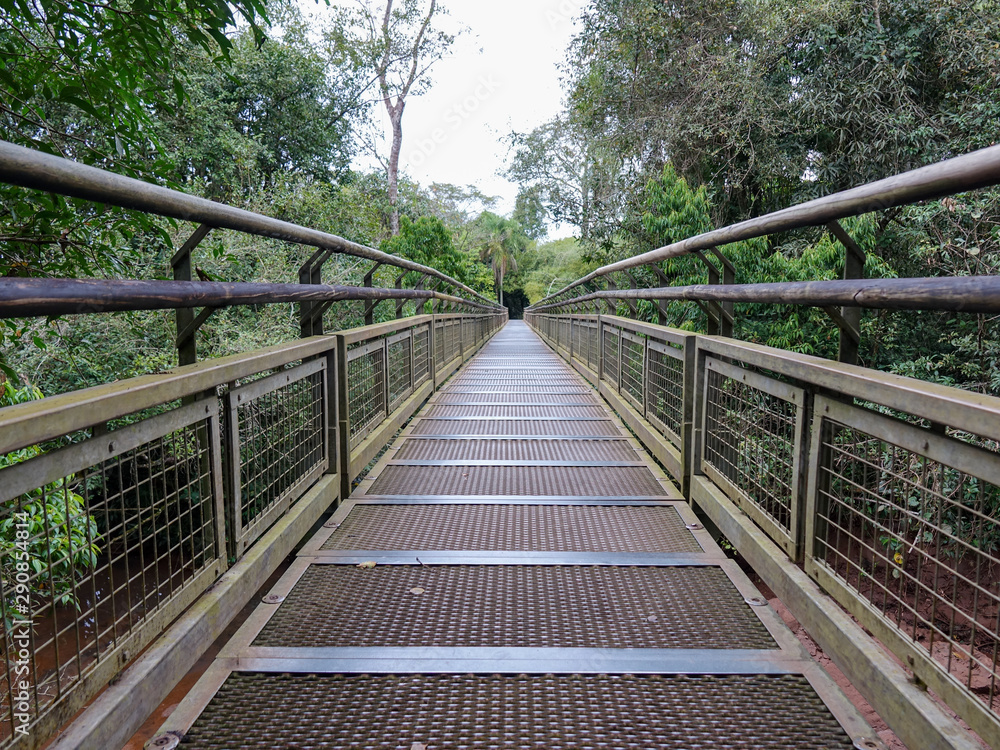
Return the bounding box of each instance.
[307,0,585,221]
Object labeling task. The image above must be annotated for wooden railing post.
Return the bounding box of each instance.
[827,220,865,365]
[172,224,212,365]
[430,313,438,391]
[687,338,709,502]
[336,334,352,500]
[680,333,698,500]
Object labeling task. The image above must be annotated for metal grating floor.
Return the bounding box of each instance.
[436,392,599,403]
[321,504,700,551]
[158,321,877,750]
[411,418,621,435]
[369,465,667,496]
[179,673,855,750]
[443,385,593,393]
[253,565,777,649]
[423,404,608,417]
[393,438,638,461]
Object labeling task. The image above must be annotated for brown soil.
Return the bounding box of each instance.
[820,519,1000,718]
[754,576,993,750]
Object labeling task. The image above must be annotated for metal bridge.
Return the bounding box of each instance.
[0,141,999,750]
[146,321,871,749]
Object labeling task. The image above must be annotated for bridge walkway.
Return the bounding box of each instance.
[154,321,878,749]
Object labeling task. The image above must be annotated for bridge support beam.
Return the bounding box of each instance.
[826,220,865,365]
[171,223,214,366]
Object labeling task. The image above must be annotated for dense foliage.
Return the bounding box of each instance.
[1,0,998,392]
[0,0,507,387]
[509,0,1000,393]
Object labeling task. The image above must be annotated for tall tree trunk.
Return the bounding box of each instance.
[388,107,404,235]
[374,0,440,237]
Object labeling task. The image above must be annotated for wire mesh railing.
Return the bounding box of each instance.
[0,401,224,746]
[0,309,505,749]
[527,310,1000,748]
[336,313,504,490]
[807,395,1000,738]
[0,339,325,747]
[646,340,685,448]
[701,357,806,558]
[224,359,329,557]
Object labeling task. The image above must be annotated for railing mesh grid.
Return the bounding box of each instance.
[620,335,645,407]
[602,327,620,389]
[434,322,445,367]
[0,417,220,744]
[703,368,798,533]
[347,347,386,450]
[812,417,1000,719]
[387,336,413,411]
[235,370,325,534]
[647,344,685,443]
[413,327,430,386]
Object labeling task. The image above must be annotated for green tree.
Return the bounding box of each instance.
[475,212,530,305]
[0,0,270,279]
[160,5,368,200]
[333,0,457,235]
[381,215,464,280]
[517,238,595,303]
[506,115,623,251]
[558,0,1000,227]
[512,186,548,241]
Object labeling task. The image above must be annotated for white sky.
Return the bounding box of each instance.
[305,0,585,223]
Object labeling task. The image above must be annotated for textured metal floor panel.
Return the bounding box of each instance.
[320,505,701,552]
[180,673,854,750]
[411,418,621,436]
[451,376,582,383]
[423,404,608,418]
[254,565,776,649]
[369,465,666,496]
[394,438,638,462]
[436,392,598,404]
[440,390,594,398]
[462,364,564,369]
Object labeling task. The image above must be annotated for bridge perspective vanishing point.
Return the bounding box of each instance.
[0,140,999,749]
